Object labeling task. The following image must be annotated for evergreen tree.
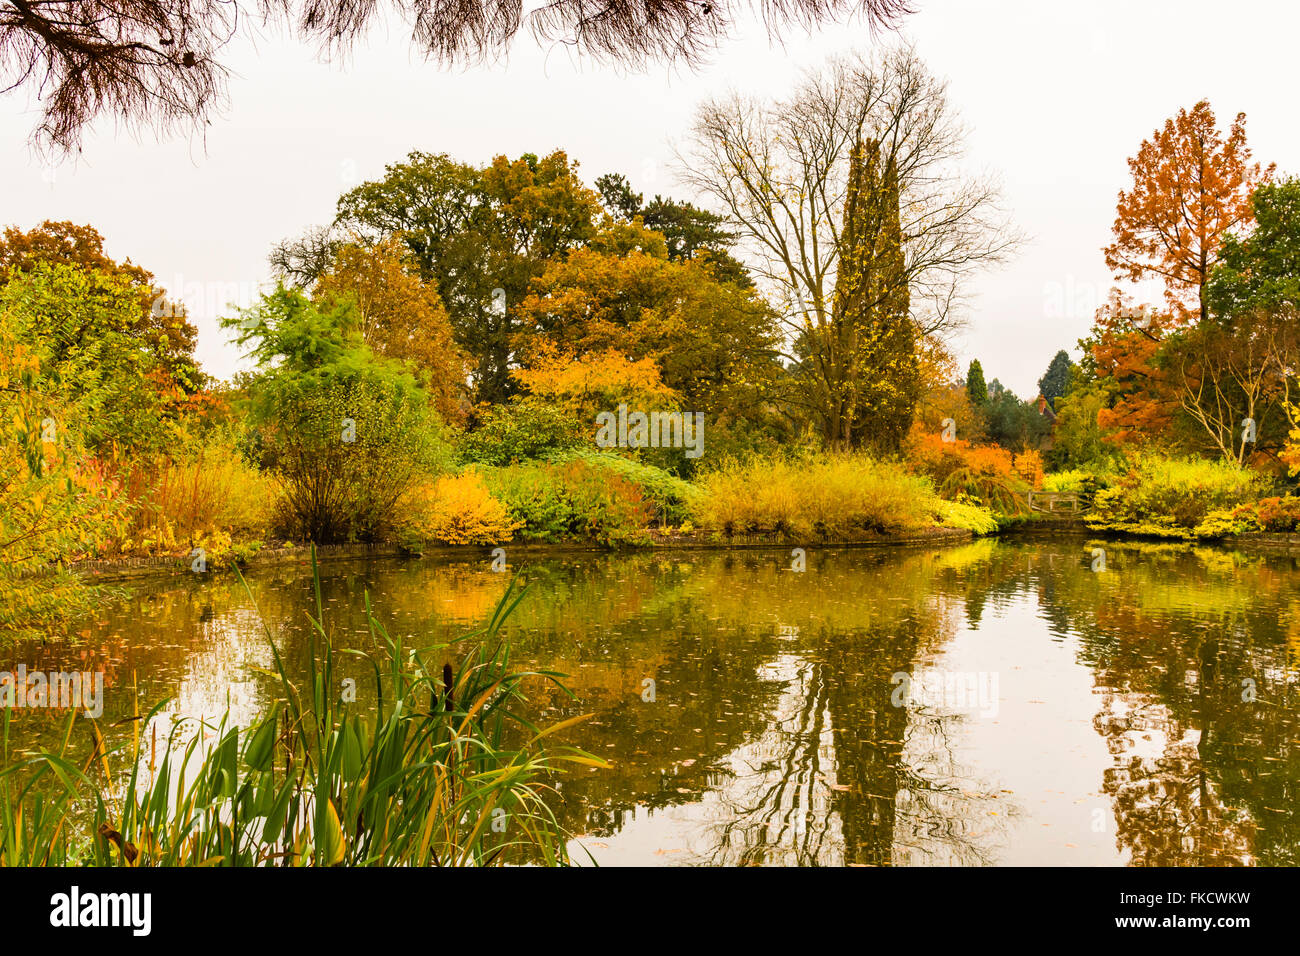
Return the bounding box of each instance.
[1037,349,1073,409]
[831,138,918,452]
[966,359,988,407]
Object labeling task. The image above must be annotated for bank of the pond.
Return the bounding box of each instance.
[58,522,1300,586]
[64,526,975,583]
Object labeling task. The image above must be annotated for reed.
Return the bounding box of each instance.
[0,548,604,866]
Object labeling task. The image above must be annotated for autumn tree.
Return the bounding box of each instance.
[594,173,750,286]
[513,219,782,425]
[817,136,918,451]
[1089,290,1177,445]
[314,237,469,424]
[511,341,680,425]
[1103,100,1272,324]
[682,46,1014,450]
[3,0,909,151]
[274,150,602,404]
[912,338,983,444]
[0,220,197,382]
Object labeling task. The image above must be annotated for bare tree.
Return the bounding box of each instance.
[2,0,910,151]
[678,45,1017,443]
[1169,308,1300,463]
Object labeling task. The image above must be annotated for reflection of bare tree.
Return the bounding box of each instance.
[708,655,839,866]
[892,710,1003,866]
[678,605,1007,866]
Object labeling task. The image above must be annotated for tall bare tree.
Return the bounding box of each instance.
[679,45,1016,447]
[2,0,910,151]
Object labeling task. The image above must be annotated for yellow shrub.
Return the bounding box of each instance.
[400,471,521,546]
[692,454,938,537]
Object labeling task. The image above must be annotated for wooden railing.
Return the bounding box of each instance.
[1025,491,1085,515]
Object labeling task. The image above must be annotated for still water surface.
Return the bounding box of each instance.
[5,539,1299,866]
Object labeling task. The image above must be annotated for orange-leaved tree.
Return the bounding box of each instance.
[511,340,680,425]
[1088,290,1178,446]
[1103,100,1271,325]
[315,237,469,424]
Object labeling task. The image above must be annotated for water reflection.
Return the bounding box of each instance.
[3,540,1299,866]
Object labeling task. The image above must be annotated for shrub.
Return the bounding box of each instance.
[1042,469,1093,493]
[457,400,585,467]
[116,432,275,554]
[259,377,450,543]
[484,460,653,546]
[544,449,701,524]
[935,497,1001,535]
[906,433,1029,513]
[1086,454,1271,538]
[229,287,452,544]
[483,464,574,542]
[1193,506,1262,539]
[690,454,938,538]
[559,461,653,545]
[398,471,520,546]
[1253,495,1300,532]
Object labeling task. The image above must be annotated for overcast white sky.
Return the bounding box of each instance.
[3,0,1297,396]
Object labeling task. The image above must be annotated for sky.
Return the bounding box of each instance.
[3,0,1298,397]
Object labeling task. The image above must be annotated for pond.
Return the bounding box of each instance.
[4,538,1299,866]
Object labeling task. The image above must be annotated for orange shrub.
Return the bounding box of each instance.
[399,471,520,546]
[905,428,1028,513]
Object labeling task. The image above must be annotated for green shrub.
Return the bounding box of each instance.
[545,449,701,523]
[482,464,574,542]
[457,400,585,467]
[229,287,452,544]
[484,460,653,546]
[1086,454,1271,539]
